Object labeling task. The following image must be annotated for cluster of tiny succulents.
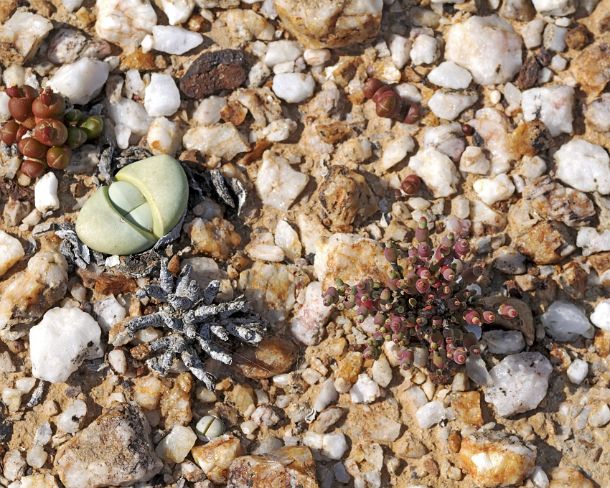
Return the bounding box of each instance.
[323,217,519,383]
[363,77,421,124]
[113,259,266,390]
[0,86,103,178]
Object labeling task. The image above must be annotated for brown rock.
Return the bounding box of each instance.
[334,351,363,392]
[556,262,588,299]
[393,433,429,460]
[513,221,574,265]
[316,166,377,232]
[458,430,536,488]
[311,407,346,433]
[572,34,610,97]
[187,217,242,260]
[120,49,164,71]
[451,392,484,426]
[549,467,594,488]
[191,434,243,484]
[54,405,162,488]
[594,329,610,357]
[180,49,248,99]
[234,337,297,379]
[565,24,592,50]
[160,372,193,428]
[509,120,551,159]
[500,0,535,21]
[275,0,382,49]
[588,252,610,286]
[91,273,137,296]
[515,56,540,90]
[227,446,319,488]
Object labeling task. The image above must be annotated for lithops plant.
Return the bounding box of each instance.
[195,415,225,441]
[75,155,188,255]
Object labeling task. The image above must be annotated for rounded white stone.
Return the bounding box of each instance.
[272,73,315,103]
[144,73,181,117]
[566,359,588,385]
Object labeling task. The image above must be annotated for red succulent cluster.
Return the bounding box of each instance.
[363,78,421,124]
[1,86,104,179]
[323,217,519,383]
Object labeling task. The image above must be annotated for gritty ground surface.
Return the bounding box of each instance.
[0,0,609,487]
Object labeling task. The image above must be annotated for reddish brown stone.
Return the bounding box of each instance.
[565,24,592,50]
[180,49,248,99]
[515,56,540,90]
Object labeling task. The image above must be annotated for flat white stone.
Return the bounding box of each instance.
[469,108,512,174]
[148,25,202,55]
[381,136,415,171]
[484,352,552,417]
[29,307,102,383]
[522,19,545,49]
[555,140,610,194]
[183,123,249,160]
[428,91,478,121]
[304,48,331,66]
[423,123,465,162]
[445,15,523,86]
[144,73,181,117]
[47,58,110,105]
[192,96,227,126]
[541,301,595,341]
[566,359,588,384]
[408,147,460,197]
[272,73,315,103]
[389,34,411,69]
[591,300,610,331]
[274,220,302,261]
[482,330,525,354]
[415,400,447,428]
[313,378,339,412]
[522,86,574,136]
[255,151,308,210]
[586,94,610,133]
[264,40,302,67]
[473,174,515,205]
[156,425,197,463]
[428,61,472,89]
[108,98,152,149]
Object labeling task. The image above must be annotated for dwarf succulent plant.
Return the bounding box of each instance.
[363,78,421,124]
[0,86,103,178]
[323,217,519,383]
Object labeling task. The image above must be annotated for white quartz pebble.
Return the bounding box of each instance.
[531,466,550,488]
[156,425,197,463]
[485,352,552,417]
[156,0,194,25]
[95,0,157,53]
[460,146,490,175]
[192,96,227,126]
[108,349,127,374]
[144,73,181,117]
[554,140,610,194]
[415,401,447,428]
[303,432,348,460]
[428,61,472,89]
[0,92,11,122]
[445,16,523,86]
[29,307,102,383]
[541,301,595,341]
[303,49,331,66]
[313,378,339,412]
[410,34,438,65]
[428,91,477,121]
[147,117,182,156]
[389,34,411,69]
[522,19,545,49]
[531,0,576,16]
[274,220,302,261]
[47,58,110,105]
[272,73,315,103]
[57,399,87,433]
[586,94,610,132]
[26,444,47,469]
[0,11,53,60]
[372,354,393,387]
[350,374,380,404]
[34,173,60,214]
[566,359,588,385]
[521,86,574,136]
[591,300,610,331]
[483,330,525,354]
[381,136,415,171]
[62,0,85,11]
[255,152,309,211]
[408,148,460,197]
[589,404,610,428]
[146,25,202,55]
[0,231,24,278]
[108,98,152,149]
[94,295,126,331]
[264,40,302,67]
[576,227,610,256]
[473,174,515,205]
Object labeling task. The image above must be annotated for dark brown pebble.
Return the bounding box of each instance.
[515,56,540,90]
[461,123,474,136]
[565,24,592,50]
[179,49,249,99]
